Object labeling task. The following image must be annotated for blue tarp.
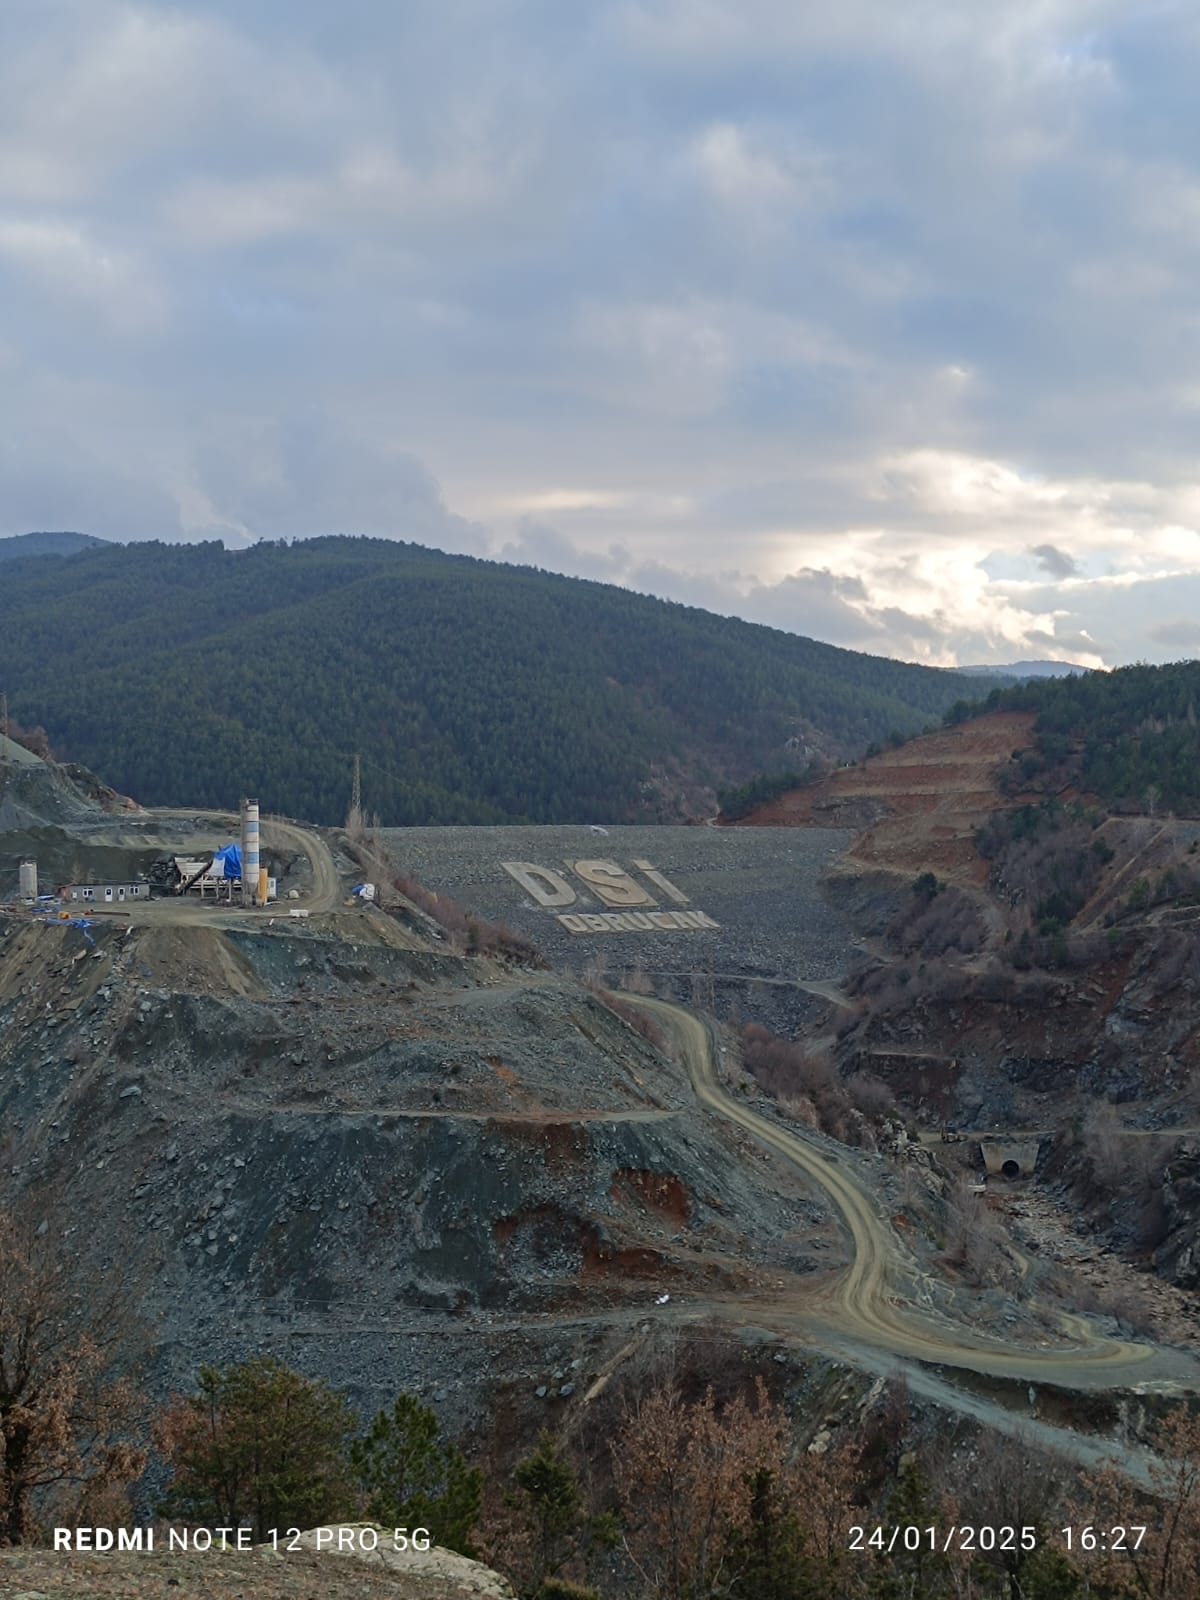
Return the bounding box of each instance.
[34,910,95,945]
[212,843,242,879]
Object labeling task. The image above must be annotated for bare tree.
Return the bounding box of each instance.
[942,1180,1014,1289]
[1075,1404,1200,1600]
[0,1211,146,1544]
[611,1377,792,1600]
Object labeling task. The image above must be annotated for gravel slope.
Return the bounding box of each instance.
[382,823,857,1034]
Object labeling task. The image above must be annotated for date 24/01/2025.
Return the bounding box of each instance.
[848,1525,1147,1556]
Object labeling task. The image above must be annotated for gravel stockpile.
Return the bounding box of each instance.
[381,825,858,1030]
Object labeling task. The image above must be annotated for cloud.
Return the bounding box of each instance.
[190,416,487,551]
[1,1,1200,665]
[0,436,182,542]
[1030,542,1080,578]
[1150,618,1200,648]
[0,218,167,332]
[0,3,344,205]
[166,143,524,249]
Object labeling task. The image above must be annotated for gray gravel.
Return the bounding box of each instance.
[381,824,858,1032]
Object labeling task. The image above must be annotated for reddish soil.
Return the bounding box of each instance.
[736,711,1036,887]
[610,1168,691,1226]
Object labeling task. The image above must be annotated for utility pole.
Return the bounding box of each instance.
[347,752,363,835]
[0,692,8,762]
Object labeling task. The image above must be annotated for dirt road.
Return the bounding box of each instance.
[260,815,342,910]
[624,993,1200,1393]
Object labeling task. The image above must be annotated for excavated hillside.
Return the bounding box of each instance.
[732,712,1200,1298]
[0,895,842,1431]
[737,711,1035,885]
[9,747,1200,1545]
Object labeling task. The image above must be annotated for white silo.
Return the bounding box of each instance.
[240,798,261,906]
[19,859,38,900]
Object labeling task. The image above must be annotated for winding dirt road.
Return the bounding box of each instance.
[259,815,342,910]
[624,993,1200,1393]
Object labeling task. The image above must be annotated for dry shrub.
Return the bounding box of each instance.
[968,959,1021,1003]
[3,718,54,760]
[846,1072,896,1121]
[889,885,988,957]
[846,956,973,1018]
[942,1180,1014,1288]
[742,1023,834,1102]
[612,1375,865,1600]
[585,983,666,1050]
[779,1093,820,1130]
[391,872,543,965]
[1074,1404,1200,1600]
[611,1378,786,1598]
[741,1024,885,1147]
[620,966,655,995]
[1075,1279,1162,1340]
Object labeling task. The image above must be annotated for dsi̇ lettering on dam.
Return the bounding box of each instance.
[501,858,720,934]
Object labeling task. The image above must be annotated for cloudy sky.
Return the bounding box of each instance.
[2,0,1199,667]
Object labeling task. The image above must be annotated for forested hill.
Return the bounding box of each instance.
[0,537,982,825]
[0,530,108,561]
[949,660,1200,814]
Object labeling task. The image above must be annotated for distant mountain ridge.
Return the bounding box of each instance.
[959,659,1094,679]
[0,535,989,825]
[0,530,110,561]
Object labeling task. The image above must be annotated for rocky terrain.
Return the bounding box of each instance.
[732,711,1200,1302]
[1,755,861,1453]
[0,1529,515,1599]
[7,742,1200,1588]
[734,710,1036,888]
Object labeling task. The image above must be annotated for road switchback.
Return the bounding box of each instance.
[624,993,1200,1394]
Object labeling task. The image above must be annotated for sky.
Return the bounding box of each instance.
[2,0,1200,668]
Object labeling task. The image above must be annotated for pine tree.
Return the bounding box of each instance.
[349,1391,482,1556]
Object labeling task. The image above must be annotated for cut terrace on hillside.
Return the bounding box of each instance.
[730,711,1038,888]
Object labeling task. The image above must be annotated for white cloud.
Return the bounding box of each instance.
[166,143,525,248]
[690,121,826,215]
[0,3,345,204]
[189,414,487,552]
[1,0,1199,669]
[0,218,167,330]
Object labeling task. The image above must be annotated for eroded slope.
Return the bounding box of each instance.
[0,904,836,1420]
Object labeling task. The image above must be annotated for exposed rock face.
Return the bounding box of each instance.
[1155,1144,1200,1288]
[0,905,837,1431]
[729,706,1200,1294]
